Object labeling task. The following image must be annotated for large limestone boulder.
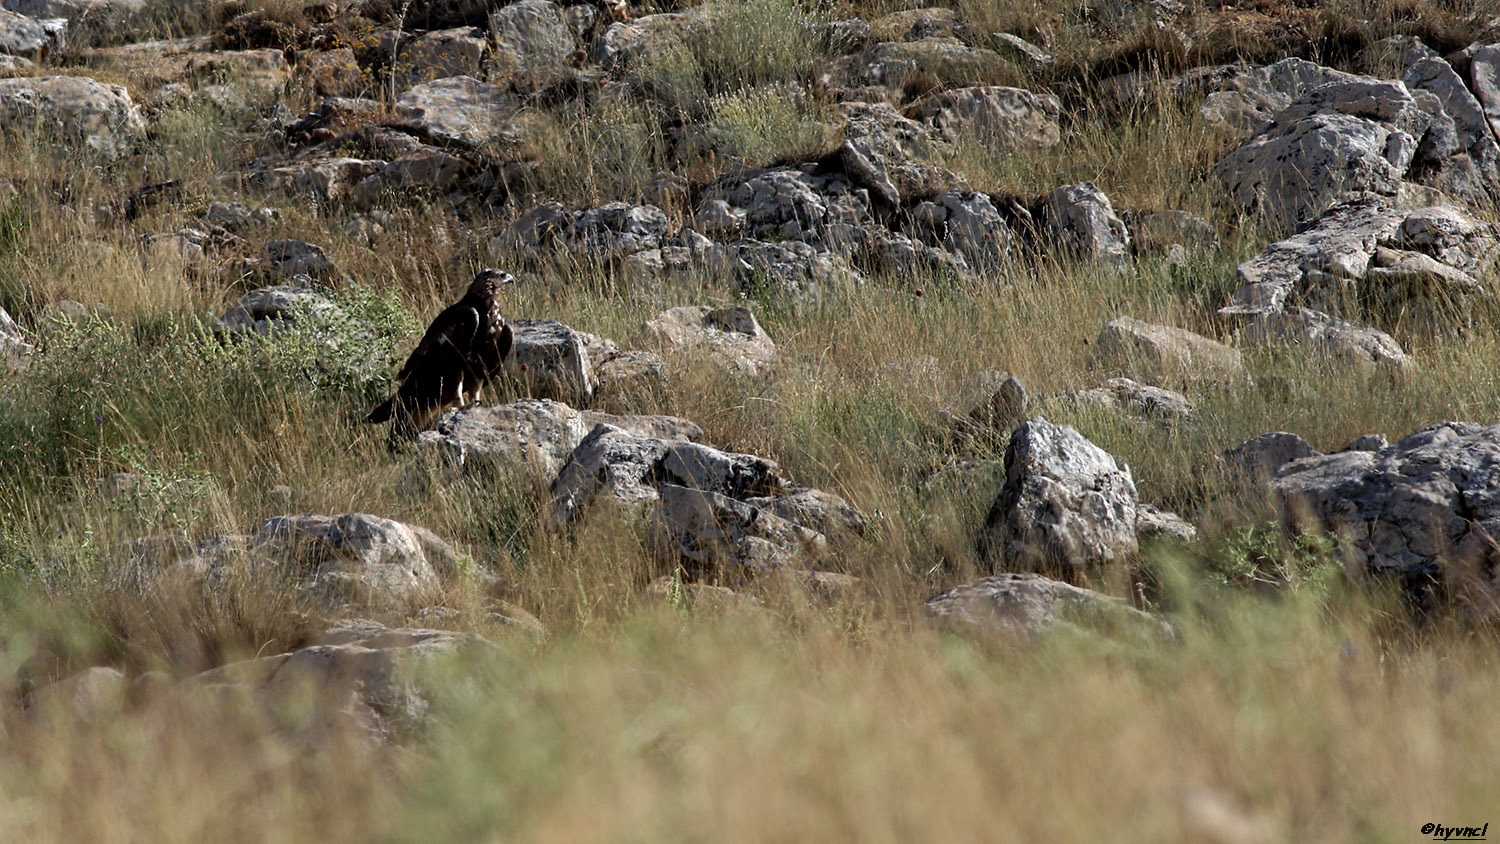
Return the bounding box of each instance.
[926,573,1168,640]
[1221,431,1320,490]
[1041,182,1131,269]
[0,76,145,159]
[394,27,487,89]
[505,319,598,407]
[1402,56,1500,205]
[1199,58,1354,136]
[1095,317,1245,387]
[489,0,574,91]
[395,76,527,149]
[641,305,777,378]
[252,514,456,610]
[979,418,1140,579]
[651,484,830,578]
[1274,422,1500,614]
[0,7,64,55]
[1215,77,1436,232]
[905,188,1015,272]
[909,85,1061,148]
[192,623,489,743]
[415,398,702,477]
[1241,307,1413,375]
[493,201,669,264]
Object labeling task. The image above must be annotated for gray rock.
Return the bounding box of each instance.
[743,486,867,539]
[1200,58,1355,137]
[1041,182,1131,269]
[910,84,1061,148]
[925,573,1167,640]
[395,26,487,88]
[838,99,946,163]
[1095,317,1245,387]
[1221,431,1321,490]
[414,398,702,477]
[0,75,144,159]
[395,76,526,149]
[641,305,776,377]
[651,484,829,578]
[1215,77,1436,232]
[907,189,1015,272]
[1402,56,1500,205]
[4,0,141,29]
[1274,422,1500,613]
[1471,45,1500,150]
[592,7,706,69]
[213,282,343,338]
[1136,504,1197,543]
[1396,204,1499,277]
[1126,210,1219,254]
[0,8,63,56]
[238,153,386,202]
[839,137,899,207]
[1241,307,1414,375]
[253,513,456,611]
[353,146,471,205]
[493,201,668,263]
[1343,434,1388,452]
[692,199,745,238]
[202,201,281,231]
[505,319,597,407]
[979,418,1140,578]
[1,306,31,373]
[490,0,574,91]
[1069,377,1193,422]
[26,667,128,721]
[993,32,1052,67]
[264,239,335,280]
[714,166,871,246]
[193,623,488,743]
[822,37,1007,92]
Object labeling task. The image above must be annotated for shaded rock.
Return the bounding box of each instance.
[353,146,471,204]
[239,154,386,202]
[641,305,776,378]
[1136,504,1197,543]
[651,484,829,579]
[1274,422,1500,614]
[1126,210,1219,255]
[493,201,668,264]
[838,99,945,163]
[979,418,1140,578]
[1095,317,1245,387]
[0,76,144,159]
[0,7,63,56]
[1200,58,1354,137]
[1,306,31,372]
[1241,307,1413,375]
[303,47,365,98]
[925,573,1167,640]
[906,188,1015,272]
[395,26,487,88]
[1215,77,1436,232]
[26,667,128,720]
[592,7,705,69]
[505,318,596,407]
[395,75,526,150]
[909,84,1061,148]
[822,37,1006,92]
[264,239,335,280]
[253,513,455,610]
[1402,56,1500,205]
[743,486,867,540]
[1220,431,1320,489]
[963,373,1029,435]
[1396,204,1500,277]
[712,166,872,246]
[489,0,573,91]
[1343,433,1388,452]
[202,200,281,231]
[414,398,701,477]
[214,281,342,337]
[839,137,899,206]
[729,239,864,295]
[1041,182,1131,269]
[993,32,1052,67]
[193,623,487,743]
[1068,377,1193,422]
[1471,45,1500,154]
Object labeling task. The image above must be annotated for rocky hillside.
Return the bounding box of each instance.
[1,0,1500,839]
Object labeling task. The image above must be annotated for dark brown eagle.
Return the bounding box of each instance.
[366,269,515,446]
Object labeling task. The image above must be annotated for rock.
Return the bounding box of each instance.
[1241,307,1414,375]
[869,7,959,42]
[1126,210,1219,255]
[906,189,1015,272]
[26,667,128,720]
[1069,378,1193,422]
[1136,504,1197,542]
[1343,434,1388,452]
[0,52,30,69]
[213,281,341,337]
[1199,58,1354,137]
[0,7,63,56]
[925,573,1166,640]
[909,85,1061,148]
[1471,45,1500,150]
[1041,182,1131,269]
[395,26,487,89]
[1402,56,1500,205]
[993,32,1052,67]
[711,166,872,246]
[1274,422,1500,614]
[493,201,668,264]
[651,484,829,579]
[978,418,1140,579]
[641,305,776,377]
[202,200,281,231]
[839,99,946,163]
[239,154,386,202]
[839,137,899,206]
[1396,205,1500,277]
[1220,431,1321,489]
[192,623,488,743]
[743,486,867,540]
[728,239,864,295]
[593,7,705,69]
[505,319,597,407]
[1095,317,1246,387]
[5,0,141,31]
[822,37,1007,93]
[692,199,745,238]
[0,76,145,159]
[964,373,1030,435]
[489,0,573,91]
[253,514,456,610]
[644,575,761,613]
[395,76,526,150]
[814,18,869,55]
[303,48,365,98]
[1,306,31,372]
[414,398,702,477]
[1215,77,1436,232]
[264,239,335,280]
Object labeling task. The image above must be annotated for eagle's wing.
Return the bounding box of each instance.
[396,303,482,382]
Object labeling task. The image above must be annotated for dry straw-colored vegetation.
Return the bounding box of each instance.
[1,0,1500,840]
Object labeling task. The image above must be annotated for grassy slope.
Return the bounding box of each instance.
[0,0,1499,839]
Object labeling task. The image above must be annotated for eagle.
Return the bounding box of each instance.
[366,269,515,447]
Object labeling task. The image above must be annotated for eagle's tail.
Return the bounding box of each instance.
[366,396,396,424]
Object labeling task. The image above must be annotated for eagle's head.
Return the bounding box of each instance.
[468,268,515,298]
